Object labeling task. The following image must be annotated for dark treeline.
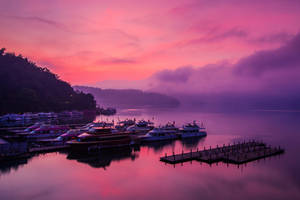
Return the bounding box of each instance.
[0,48,96,114]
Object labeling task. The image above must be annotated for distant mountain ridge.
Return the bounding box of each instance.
[73,86,180,109]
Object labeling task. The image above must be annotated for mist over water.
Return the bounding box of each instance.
[1,109,299,200]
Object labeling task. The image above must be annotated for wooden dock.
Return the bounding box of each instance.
[160,140,284,165]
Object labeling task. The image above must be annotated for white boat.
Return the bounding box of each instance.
[26,125,69,139]
[126,120,154,135]
[24,122,45,132]
[115,119,135,131]
[13,122,45,134]
[179,121,207,138]
[142,122,179,142]
[39,129,85,144]
[80,121,115,133]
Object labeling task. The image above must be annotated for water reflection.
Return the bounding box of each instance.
[67,148,138,169]
[0,111,300,200]
[141,140,176,153]
[0,155,34,175]
[180,137,206,148]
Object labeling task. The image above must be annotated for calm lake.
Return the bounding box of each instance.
[1,110,300,200]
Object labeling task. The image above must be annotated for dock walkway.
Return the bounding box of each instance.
[160,141,284,165]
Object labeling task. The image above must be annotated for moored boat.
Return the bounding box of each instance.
[38,128,85,144]
[67,127,136,152]
[115,119,136,131]
[126,120,154,135]
[13,122,45,135]
[178,121,207,138]
[142,122,179,142]
[26,124,69,140]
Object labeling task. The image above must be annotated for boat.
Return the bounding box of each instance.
[178,121,207,138]
[88,126,119,134]
[12,122,45,134]
[36,129,85,147]
[115,119,136,131]
[40,128,85,143]
[26,124,69,140]
[67,127,135,152]
[24,122,45,132]
[126,120,154,135]
[79,121,114,132]
[142,122,179,142]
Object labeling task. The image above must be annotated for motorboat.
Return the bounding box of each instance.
[126,120,154,135]
[37,129,85,146]
[67,127,135,152]
[115,119,136,131]
[178,121,207,138]
[12,122,45,134]
[26,124,69,139]
[142,122,179,142]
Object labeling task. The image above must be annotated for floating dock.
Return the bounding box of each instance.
[160,140,284,165]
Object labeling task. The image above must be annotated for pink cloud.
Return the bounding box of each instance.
[0,0,299,84]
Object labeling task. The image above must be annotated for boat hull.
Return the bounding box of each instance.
[142,135,178,142]
[180,131,207,138]
[26,133,62,140]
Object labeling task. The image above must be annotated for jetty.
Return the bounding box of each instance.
[160,140,284,165]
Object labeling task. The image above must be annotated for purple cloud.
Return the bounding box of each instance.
[235,34,300,76]
[250,32,293,44]
[154,66,194,83]
[149,33,300,110]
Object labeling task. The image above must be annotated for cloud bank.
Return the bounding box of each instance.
[149,33,300,110]
[1,0,300,83]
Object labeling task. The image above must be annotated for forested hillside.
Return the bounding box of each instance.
[0,48,96,114]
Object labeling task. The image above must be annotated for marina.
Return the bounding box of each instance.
[0,118,208,159]
[0,117,285,168]
[160,140,284,165]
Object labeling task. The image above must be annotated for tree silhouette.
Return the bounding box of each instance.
[0,48,96,114]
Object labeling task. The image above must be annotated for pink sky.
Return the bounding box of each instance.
[0,0,299,86]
